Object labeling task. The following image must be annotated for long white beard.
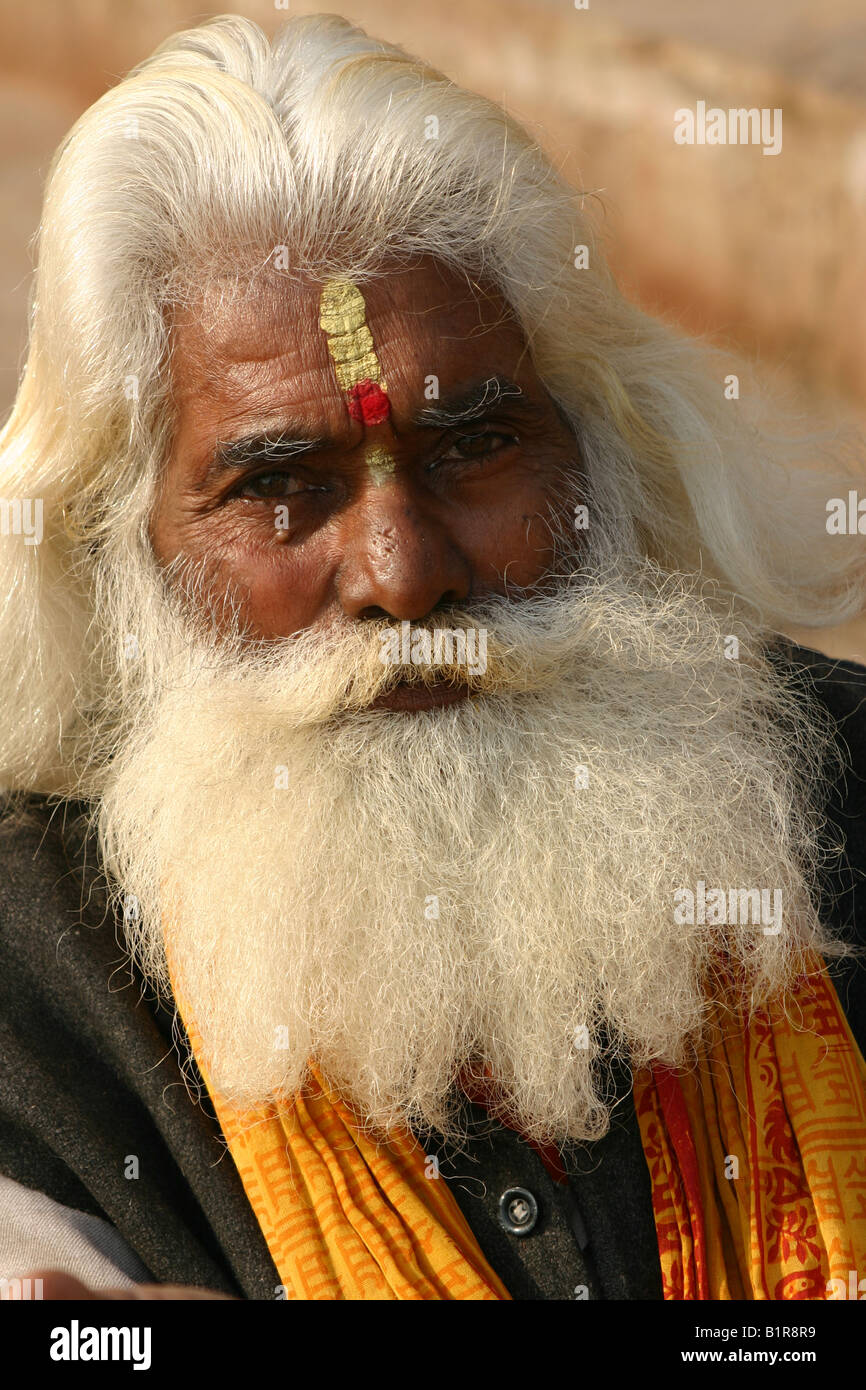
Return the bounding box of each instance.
[89,543,842,1146]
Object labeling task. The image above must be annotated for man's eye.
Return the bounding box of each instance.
[436,430,518,464]
[237,472,315,500]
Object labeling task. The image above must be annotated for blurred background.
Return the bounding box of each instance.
[0,0,864,657]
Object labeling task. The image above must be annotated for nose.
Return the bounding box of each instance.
[335,482,472,622]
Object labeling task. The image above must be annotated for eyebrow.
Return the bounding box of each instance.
[202,432,327,486]
[412,375,528,429]
[198,374,540,487]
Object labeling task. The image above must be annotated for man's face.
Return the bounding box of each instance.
[150,257,579,708]
[106,258,822,1143]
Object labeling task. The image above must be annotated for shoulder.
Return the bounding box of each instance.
[769,638,866,734]
[0,793,108,951]
[775,640,866,884]
[768,639,866,835]
[0,793,268,1294]
[776,637,866,837]
[0,791,170,1156]
[770,641,866,1049]
[0,792,128,1028]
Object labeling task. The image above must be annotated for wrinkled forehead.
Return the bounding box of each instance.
[167,255,527,409]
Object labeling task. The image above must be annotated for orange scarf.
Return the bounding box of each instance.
[169,951,866,1300]
[632,956,866,1299]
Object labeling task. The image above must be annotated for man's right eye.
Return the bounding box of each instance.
[235,472,320,500]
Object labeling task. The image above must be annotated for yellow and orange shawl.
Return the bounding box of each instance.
[169,952,866,1300]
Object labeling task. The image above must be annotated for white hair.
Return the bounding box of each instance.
[0,11,863,793]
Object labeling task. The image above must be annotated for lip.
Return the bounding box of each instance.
[369,678,472,712]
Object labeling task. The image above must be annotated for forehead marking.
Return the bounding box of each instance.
[318,281,393,473]
[365,445,397,485]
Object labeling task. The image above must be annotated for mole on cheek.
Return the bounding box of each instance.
[318,279,396,483]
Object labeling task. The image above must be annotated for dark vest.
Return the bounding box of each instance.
[0,640,864,1299]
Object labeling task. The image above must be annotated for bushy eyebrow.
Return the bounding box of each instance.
[207,432,326,478]
[412,375,529,428]
[197,374,543,488]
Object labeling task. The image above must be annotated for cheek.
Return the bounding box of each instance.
[231,563,324,638]
[464,481,559,588]
[150,500,333,638]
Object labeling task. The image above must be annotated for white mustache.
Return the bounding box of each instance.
[153,561,743,732]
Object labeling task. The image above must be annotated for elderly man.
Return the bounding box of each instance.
[0,13,865,1305]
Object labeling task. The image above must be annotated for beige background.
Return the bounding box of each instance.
[1,0,864,657]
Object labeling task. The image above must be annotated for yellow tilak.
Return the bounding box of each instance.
[365,446,396,485]
[319,278,395,487]
[318,279,385,392]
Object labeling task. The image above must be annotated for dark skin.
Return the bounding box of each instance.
[20,260,582,1303]
[150,255,580,709]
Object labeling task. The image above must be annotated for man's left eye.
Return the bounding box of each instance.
[437,430,518,463]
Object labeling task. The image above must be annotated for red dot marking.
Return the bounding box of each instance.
[347,379,391,426]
